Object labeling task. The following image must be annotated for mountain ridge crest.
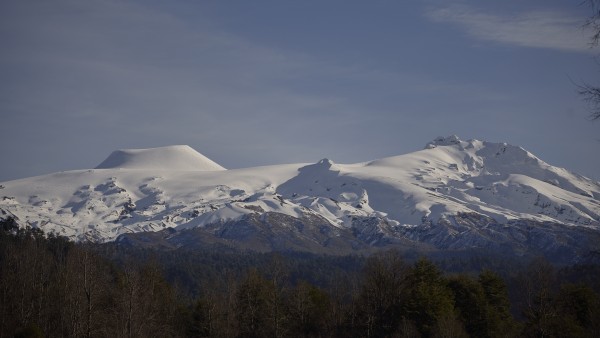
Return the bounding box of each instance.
[95,145,226,171]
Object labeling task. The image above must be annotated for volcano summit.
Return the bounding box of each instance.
[1,136,599,263]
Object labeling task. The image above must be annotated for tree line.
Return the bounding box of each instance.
[1,218,600,337]
[0,218,179,337]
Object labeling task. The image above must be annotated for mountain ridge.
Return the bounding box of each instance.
[1,136,599,263]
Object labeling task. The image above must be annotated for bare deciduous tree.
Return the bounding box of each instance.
[579,83,600,120]
[582,0,600,120]
[585,0,600,46]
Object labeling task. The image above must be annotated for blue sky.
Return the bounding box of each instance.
[1,0,599,181]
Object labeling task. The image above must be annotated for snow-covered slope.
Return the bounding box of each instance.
[95,145,226,171]
[1,138,599,261]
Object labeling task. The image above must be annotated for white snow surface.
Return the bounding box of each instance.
[95,145,226,171]
[1,137,599,242]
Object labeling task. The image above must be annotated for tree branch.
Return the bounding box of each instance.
[583,0,600,47]
[578,82,600,120]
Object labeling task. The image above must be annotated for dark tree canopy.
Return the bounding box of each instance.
[3,222,600,337]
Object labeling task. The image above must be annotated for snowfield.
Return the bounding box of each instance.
[1,136,599,261]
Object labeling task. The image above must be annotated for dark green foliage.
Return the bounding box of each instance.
[13,323,44,338]
[478,270,517,337]
[555,284,598,328]
[446,271,517,338]
[545,284,600,337]
[447,275,488,337]
[2,222,600,337]
[403,258,456,337]
[518,258,600,338]
[0,215,18,233]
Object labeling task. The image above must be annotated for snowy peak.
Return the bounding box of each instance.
[95,145,226,171]
[425,135,532,156]
[422,136,544,173]
[425,135,463,149]
[1,136,599,261]
[419,136,597,198]
[302,158,339,172]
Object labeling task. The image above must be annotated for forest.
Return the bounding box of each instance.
[1,217,600,338]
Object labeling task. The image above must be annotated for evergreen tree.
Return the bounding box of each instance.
[478,270,517,337]
[403,258,456,337]
[550,284,600,337]
[447,275,487,337]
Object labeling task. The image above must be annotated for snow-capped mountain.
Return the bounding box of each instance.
[95,145,226,171]
[1,136,599,262]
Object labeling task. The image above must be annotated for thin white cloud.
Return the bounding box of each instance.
[426,5,592,53]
